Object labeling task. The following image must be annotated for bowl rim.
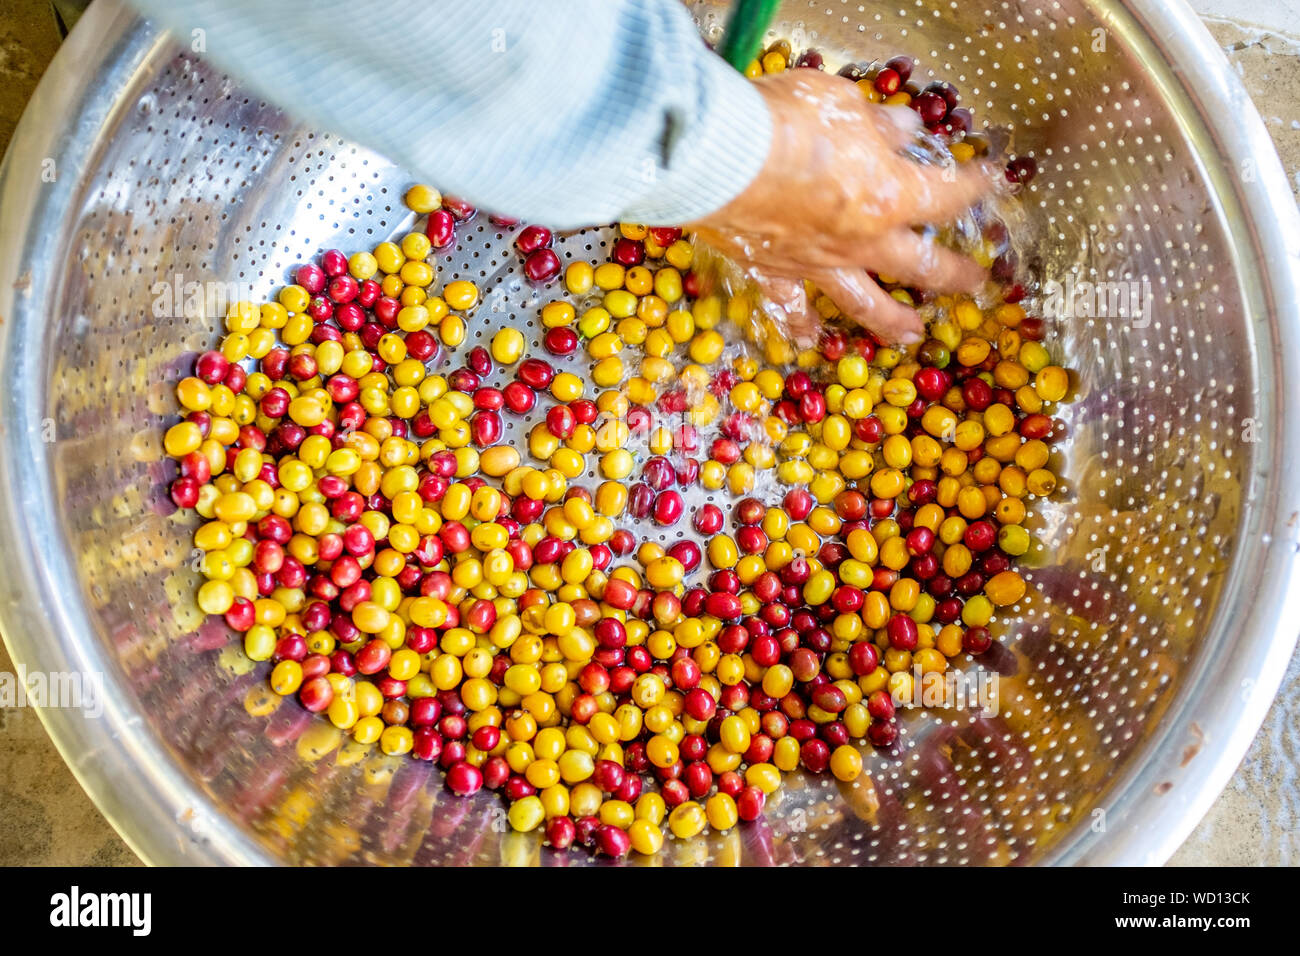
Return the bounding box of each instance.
[0,0,273,866]
[1033,0,1300,864]
[0,0,1297,866]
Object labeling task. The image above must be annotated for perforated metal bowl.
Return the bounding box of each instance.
[2,0,1299,866]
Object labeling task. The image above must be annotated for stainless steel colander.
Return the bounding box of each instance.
[2,0,1299,866]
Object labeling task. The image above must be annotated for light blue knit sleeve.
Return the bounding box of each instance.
[128,0,773,230]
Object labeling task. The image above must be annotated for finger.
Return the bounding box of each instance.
[892,160,1001,225]
[810,268,924,345]
[878,104,922,150]
[754,274,818,349]
[850,230,988,292]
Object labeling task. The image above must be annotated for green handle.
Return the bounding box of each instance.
[717,0,781,72]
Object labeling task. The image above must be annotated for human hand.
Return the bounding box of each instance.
[688,69,1000,347]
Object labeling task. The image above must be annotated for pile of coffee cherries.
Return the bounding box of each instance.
[163,48,1065,858]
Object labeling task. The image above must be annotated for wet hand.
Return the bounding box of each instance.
[689,69,999,347]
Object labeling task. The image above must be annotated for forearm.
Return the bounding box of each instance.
[128,0,772,229]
